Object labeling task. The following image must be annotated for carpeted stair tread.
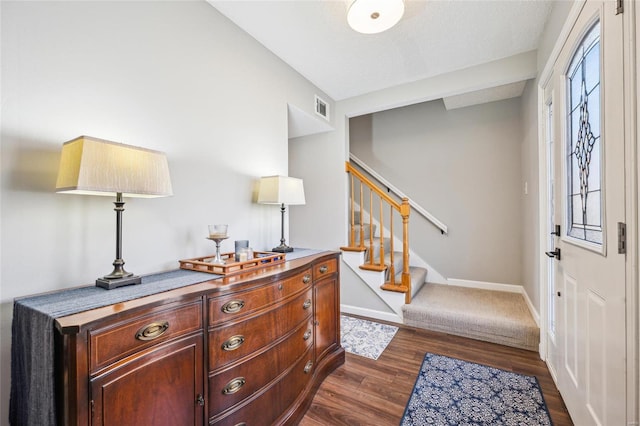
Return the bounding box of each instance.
[351,223,376,244]
[402,284,539,351]
[394,266,427,289]
[365,238,391,263]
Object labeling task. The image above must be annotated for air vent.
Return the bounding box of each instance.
[314,95,329,121]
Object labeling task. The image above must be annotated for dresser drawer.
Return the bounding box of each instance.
[209,289,312,371]
[208,318,313,417]
[208,268,312,327]
[209,346,314,426]
[278,345,315,413]
[209,380,281,426]
[90,300,203,373]
[313,258,337,280]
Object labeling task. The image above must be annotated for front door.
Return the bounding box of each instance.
[547,1,626,424]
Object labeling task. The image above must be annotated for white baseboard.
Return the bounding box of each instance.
[447,278,522,293]
[447,278,541,327]
[340,304,403,324]
[520,287,540,327]
[546,359,559,388]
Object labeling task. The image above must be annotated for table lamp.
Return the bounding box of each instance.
[56,136,173,289]
[257,175,305,253]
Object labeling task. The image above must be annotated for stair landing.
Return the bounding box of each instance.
[402,284,539,351]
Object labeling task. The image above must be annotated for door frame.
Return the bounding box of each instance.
[540,90,557,379]
[536,0,638,423]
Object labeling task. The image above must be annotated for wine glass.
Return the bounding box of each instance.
[207,224,229,265]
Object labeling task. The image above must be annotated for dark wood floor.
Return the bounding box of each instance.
[300,317,573,425]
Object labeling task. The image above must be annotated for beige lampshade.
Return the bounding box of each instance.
[56,136,173,198]
[257,175,306,205]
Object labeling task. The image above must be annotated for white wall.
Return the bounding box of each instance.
[349,97,525,285]
[289,131,345,251]
[0,1,335,422]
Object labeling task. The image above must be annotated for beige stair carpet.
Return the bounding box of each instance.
[402,284,539,351]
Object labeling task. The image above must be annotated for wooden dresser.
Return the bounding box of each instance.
[54,251,344,425]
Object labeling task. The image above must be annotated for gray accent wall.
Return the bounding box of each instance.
[350,98,524,285]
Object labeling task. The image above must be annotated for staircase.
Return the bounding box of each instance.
[341,162,429,320]
[341,162,540,351]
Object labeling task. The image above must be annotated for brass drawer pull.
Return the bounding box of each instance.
[303,329,312,341]
[221,300,245,314]
[303,299,312,310]
[303,360,313,374]
[319,265,329,274]
[221,335,245,351]
[222,377,246,395]
[234,423,247,426]
[302,274,311,284]
[135,321,169,341]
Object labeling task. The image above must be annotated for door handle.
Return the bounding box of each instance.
[545,248,561,260]
[550,224,561,236]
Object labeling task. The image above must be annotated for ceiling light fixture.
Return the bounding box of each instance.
[347,0,405,34]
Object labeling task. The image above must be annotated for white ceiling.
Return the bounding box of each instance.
[208,0,554,102]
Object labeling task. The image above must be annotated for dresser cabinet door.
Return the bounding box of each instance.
[314,276,339,364]
[90,333,204,426]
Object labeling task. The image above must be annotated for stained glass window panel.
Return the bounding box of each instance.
[588,84,601,137]
[570,74,582,110]
[587,137,601,190]
[571,195,583,225]
[571,161,581,194]
[586,191,601,226]
[584,43,600,92]
[566,21,602,246]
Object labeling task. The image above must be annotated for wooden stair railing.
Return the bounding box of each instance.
[341,162,412,303]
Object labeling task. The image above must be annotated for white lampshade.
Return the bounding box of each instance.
[257,175,305,205]
[56,136,173,198]
[347,0,405,34]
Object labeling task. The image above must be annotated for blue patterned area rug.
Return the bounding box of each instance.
[401,353,552,425]
[340,315,398,360]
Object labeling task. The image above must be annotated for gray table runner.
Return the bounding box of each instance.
[9,248,324,425]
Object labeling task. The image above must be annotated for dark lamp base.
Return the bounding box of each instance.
[96,275,142,290]
[272,245,294,253]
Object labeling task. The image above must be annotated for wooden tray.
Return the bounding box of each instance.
[179,251,286,276]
